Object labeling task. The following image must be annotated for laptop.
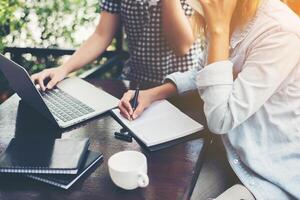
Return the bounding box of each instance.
[0,53,120,128]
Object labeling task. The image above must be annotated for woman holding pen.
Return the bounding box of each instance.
[31,0,202,90]
[119,0,300,199]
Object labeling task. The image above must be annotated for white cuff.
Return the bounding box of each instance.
[164,71,197,94]
[197,60,234,88]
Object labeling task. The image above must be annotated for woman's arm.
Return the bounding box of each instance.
[161,0,195,56]
[119,82,177,120]
[31,11,120,90]
[62,12,120,74]
[197,33,300,134]
[194,0,300,134]
[199,0,237,64]
[119,50,206,120]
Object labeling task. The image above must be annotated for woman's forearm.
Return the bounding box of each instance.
[161,0,195,56]
[62,33,110,74]
[149,82,178,102]
[62,12,120,74]
[207,30,230,64]
[197,0,237,64]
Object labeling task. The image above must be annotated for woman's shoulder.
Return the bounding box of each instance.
[241,0,300,50]
[260,0,300,38]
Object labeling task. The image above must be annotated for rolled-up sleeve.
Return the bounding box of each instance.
[165,50,205,94]
[197,32,300,134]
[197,61,233,86]
[165,67,201,94]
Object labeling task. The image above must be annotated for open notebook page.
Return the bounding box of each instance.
[112,100,204,147]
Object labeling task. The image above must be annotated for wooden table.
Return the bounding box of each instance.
[0,79,209,200]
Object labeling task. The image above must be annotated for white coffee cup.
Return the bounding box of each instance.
[108,150,149,190]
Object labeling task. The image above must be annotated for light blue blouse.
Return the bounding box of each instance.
[166,0,300,199]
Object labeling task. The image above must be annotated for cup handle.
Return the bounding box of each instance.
[137,172,149,188]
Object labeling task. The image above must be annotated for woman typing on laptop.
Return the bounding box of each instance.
[119,0,300,199]
[31,0,202,91]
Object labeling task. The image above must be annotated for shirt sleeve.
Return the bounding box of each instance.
[165,51,204,94]
[164,67,201,94]
[100,0,120,14]
[181,0,194,17]
[196,32,300,134]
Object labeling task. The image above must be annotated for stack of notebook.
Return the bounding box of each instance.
[0,137,103,189]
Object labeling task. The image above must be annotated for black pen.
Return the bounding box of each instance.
[130,84,140,120]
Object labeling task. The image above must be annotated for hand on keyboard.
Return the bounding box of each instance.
[31,67,69,91]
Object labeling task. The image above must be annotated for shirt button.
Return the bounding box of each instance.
[233,159,239,164]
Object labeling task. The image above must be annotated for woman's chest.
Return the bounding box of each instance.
[119,0,160,23]
[229,47,247,75]
[119,0,160,34]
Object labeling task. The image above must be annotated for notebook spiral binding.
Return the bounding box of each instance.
[0,167,77,174]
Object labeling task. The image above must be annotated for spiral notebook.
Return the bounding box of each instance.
[112,100,204,147]
[0,138,90,174]
[26,151,102,189]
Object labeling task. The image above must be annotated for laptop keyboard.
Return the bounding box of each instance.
[41,88,95,122]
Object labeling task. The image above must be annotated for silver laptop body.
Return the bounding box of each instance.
[0,53,120,128]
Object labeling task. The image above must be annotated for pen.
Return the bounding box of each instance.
[130,84,139,119]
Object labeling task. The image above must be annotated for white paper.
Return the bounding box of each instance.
[112,100,204,147]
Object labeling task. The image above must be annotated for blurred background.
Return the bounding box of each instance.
[0,0,299,103]
[283,0,300,14]
[0,0,127,103]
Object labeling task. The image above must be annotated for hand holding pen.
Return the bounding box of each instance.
[130,84,140,120]
[118,84,155,120]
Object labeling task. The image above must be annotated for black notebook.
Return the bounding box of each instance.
[26,151,102,189]
[0,138,90,174]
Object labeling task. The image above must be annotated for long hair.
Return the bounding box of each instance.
[192,0,261,38]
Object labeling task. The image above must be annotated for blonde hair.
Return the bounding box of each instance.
[192,0,261,37]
